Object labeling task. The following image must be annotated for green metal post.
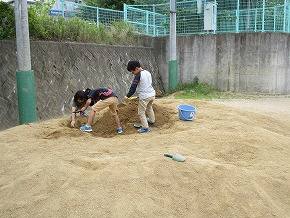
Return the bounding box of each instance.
[16,70,37,124]
[169,0,177,92]
[288,3,290,32]
[123,4,127,22]
[283,0,286,32]
[153,4,156,36]
[236,0,240,33]
[262,0,265,32]
[146,11,149,35]
[169,60,178,92]
[61,0,65,18]
[97,7,99,26]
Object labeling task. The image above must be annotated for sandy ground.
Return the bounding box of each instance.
[0,96,289,218]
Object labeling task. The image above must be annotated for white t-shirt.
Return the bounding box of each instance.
[137,70,156,100]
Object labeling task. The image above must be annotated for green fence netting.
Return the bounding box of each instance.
[50,0,290,36]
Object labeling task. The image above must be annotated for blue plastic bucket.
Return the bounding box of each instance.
[178,104,196,121]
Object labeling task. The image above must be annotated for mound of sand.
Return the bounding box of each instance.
[62,98,175,138]
[0,97,289,218]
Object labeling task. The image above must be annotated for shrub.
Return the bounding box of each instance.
[0,2,15,39]
[0,0,138,45]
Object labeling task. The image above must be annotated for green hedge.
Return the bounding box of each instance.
[0,1,139,45]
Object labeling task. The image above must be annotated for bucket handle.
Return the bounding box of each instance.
[180,110,195,121]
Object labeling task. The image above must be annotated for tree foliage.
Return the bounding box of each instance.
[0,2,15,39]
[0,0,139,45]
[85,0,134,10]
[85,0,168,10]
[28,0,56,40]
[0,0,285,41]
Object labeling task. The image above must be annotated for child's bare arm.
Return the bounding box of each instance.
[81,98,92,111]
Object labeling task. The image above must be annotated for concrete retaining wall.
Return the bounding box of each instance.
[1,32,289,131]
[0,40,163,131]
[149,33,290,94]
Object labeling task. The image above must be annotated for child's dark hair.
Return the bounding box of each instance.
[127,60,141,71]
[73,90,87,102]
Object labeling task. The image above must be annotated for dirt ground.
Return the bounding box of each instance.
[0,96,289,218]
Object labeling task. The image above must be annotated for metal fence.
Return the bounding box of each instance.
[49,0,290,36]
[124,5,167,36]
[215,0,289,33]
[49,0,123,26]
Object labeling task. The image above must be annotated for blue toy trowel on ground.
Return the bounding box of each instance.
[164,153,186,162]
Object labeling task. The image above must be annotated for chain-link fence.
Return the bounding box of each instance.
[50,0,290,36]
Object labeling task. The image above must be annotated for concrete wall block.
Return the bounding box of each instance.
[151,37,168,91]
[1,33,289,131]
[239,50,260,68]
[275,68,288,94]
[240,33,260,53]
[259,51,278,67]
[238,74,261,93]
[277,50,288,67]
[0,40,164,131]
[157,33,289,95]
[258,33,277,52]
[257,73,278,94]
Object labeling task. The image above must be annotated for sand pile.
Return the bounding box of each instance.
[0,97,289,218]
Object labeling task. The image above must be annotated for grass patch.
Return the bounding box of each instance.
[172,77,225,100]
[174,83,222,100]
[170,77,287,100]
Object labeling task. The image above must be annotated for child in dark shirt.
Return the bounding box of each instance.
[70,89,91,128]
[79,88,122,134]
